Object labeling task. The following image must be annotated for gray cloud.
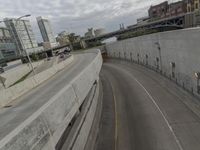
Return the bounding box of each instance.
[0,0,178,41]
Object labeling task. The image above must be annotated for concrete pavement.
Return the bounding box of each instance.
[96,59,200,150]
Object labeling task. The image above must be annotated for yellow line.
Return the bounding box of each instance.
[110,82,118,150]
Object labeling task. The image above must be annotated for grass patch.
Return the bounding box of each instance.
[10,70,33,87]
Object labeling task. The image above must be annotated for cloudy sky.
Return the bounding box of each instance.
[0,0,177,41]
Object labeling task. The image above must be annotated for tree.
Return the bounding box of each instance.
[31,53,39,61]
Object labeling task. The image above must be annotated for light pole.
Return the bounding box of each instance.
[15,14,35,75]
[0,15,35,75]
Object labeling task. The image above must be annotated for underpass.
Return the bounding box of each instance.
[95,59,200,150]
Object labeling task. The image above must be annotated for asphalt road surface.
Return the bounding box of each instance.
[0,51,97,141]
[96,59,200,150]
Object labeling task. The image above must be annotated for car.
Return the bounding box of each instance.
[55,51,59,56]
[64,48,71,54]
[60,54,65,59]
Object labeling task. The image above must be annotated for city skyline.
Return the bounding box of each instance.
[0,0,180,42]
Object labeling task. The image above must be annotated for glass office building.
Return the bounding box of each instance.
[4,18,43,55]
[37,17,57,48]
[0,27,17,62]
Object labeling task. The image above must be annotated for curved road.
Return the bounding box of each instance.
[0,51,97,141]
[96,59,200,150]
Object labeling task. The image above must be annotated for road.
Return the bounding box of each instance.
[0,51,97,141]
[96,59,200,150]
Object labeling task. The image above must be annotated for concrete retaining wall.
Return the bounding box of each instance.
[0,56,74,107]
[0,49,102,150]
[106,27,200,97]
[72,82,100,150]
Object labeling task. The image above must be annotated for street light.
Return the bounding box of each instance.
[17,14,31,20]
[15,14,36,75]
[0,15,35,75]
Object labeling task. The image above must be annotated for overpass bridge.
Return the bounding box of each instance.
[85,14,185,43]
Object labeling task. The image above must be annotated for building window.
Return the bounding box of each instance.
[195,3,199,9]
[188,6,191,12]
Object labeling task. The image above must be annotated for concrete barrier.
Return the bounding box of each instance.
[0,56,74,107]
[106,27,200,97]
[0,49,103,150]
[72,82,100,150]
[1,60,44,88]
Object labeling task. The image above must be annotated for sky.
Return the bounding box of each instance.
[0,0,178,42]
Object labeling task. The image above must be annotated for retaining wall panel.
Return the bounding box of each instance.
[106,28,200,96]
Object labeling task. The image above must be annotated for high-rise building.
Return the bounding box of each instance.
[0,27,18,61]
[36,17,57,48]
[4,18,43,55]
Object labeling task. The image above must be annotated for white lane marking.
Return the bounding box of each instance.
[133,77,184,150]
